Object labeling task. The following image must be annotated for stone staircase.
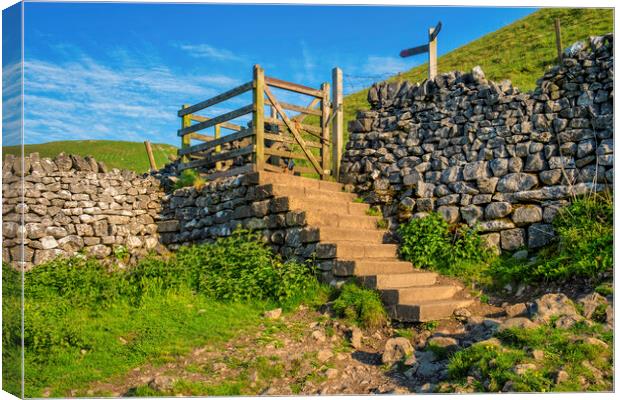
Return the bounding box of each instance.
[257,171,473,322]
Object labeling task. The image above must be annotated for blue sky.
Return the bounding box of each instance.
[4,3,536,146]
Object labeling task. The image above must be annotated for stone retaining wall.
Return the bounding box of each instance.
[2,153,166,269]
[158,173,335,282]
[2,156,334,278]
[340,34,613,252]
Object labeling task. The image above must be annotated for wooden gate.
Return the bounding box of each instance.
[176,65,344,180]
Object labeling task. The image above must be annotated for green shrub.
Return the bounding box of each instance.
[332,282,387,329]
[10,231,324,396]
[174,230,317,305]
[398,213,449,269]
[489,193,613,285]
[398,213,492,278]
[25,257,125,308]
[173,169,205,190]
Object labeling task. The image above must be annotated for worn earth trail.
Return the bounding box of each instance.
[80,305,417,396]
[73,286,612,396]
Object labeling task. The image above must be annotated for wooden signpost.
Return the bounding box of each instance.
[400,21,442,80]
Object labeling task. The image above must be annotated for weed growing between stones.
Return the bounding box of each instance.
[397,212,492,284]
[172,168,205,190]
[365,207,382,217]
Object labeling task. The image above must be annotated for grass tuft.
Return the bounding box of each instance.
[332,282,388,330]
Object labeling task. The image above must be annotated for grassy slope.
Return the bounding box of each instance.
[2,140,178,173]
[342,8,613,141]
[1,9,611,176]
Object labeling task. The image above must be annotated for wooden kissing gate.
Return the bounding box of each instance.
[177,65,344,181]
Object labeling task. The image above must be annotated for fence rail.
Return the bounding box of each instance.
[177,64,344,180]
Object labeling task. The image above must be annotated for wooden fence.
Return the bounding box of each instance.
[177,65,344,180]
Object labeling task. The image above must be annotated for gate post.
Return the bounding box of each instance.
[252,65,265,172]
[331,67,344,181]
[180,104,191,163]
[321,82,331,180]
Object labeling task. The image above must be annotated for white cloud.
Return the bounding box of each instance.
[2,61,23,146]
[175,43,243,62]
[20,50,245,146]
[363,56,409,76]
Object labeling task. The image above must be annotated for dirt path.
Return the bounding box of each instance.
[79,305,419,396]
[71,285,611,396]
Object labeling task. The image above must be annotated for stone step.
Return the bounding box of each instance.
[258,171,345,193]
[357,271,438,289]
[317,227,388,244]
[288,197,369,216]
[388,299,474,322]
[270,183,357,203]
[306,211,379,230]
[334,258,413,276]
[332,242,398,259]
[380,285,461,305]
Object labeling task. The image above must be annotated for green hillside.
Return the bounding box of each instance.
[342,8,613,139]
[2,140,177,173]
[1,9,612,177]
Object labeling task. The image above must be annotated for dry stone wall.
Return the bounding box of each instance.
[2,153,166,269]
[2,156,335,279]
[340,34,613,252]
[157,173,336,282]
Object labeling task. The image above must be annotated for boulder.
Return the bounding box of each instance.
[504,303,528,318]
[382,337,414,365]
[530,293,581,324]
[498,317,539,332]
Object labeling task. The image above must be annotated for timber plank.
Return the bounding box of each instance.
[178,105,253,137]
[178,128,253,156]
[178,81,253,116]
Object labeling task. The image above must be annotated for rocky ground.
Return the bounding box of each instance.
[72,285,613,397]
